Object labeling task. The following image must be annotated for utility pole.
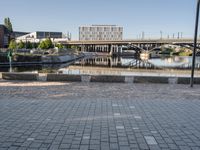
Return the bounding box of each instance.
[142,31,145,40]
[190,0,200,87]
[160,31,163,40]
[70,33,72,40]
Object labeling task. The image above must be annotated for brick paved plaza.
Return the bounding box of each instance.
[0,81,200,150]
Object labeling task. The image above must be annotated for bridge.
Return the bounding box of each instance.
[64,38,200,45]
[60,38,200,55]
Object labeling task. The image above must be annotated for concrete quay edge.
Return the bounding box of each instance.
[0,72,200,84]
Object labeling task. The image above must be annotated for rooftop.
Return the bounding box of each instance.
[80,25,121,27]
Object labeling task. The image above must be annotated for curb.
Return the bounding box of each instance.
[2,72,38,81]
[1,73,200,84]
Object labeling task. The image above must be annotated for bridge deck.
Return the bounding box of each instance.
[63,39,200,45]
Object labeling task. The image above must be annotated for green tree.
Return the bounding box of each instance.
[71,45,78,50]
[8,40,17,49]
[4,18,8,28]
[4,17,13,32]
[39,38,53,49]
[32,42,39,49]
[26,41,33,49]
[18,40,25,49]
[39,41,46,49]
[45,38,53,49]
[56,43,64,49]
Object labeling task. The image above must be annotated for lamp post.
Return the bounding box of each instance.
[7,50,12,72]
[190,0,200,87]
[25,37,27,49]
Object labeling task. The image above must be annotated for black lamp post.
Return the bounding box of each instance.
[190,0,200,87]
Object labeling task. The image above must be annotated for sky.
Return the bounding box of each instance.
[0,0,197,40]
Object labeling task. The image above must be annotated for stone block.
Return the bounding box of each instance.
[134,76,168,84]
[168,77,178,84]
[90,75,125,83]
[47,74,81,82]
[81,75,91,82]
[177,77,200,84]
[125,76,134,83]
[2,72,38,81]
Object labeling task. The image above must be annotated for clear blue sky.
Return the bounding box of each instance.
[0,0,197,40]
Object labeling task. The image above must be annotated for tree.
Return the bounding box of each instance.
[45,38,53,49]
[71,45,78,50]
[56,43,64,49]
[39,38,54,49]
[26,41,33,49]
[18,40,25,49]
[4,17,13,32]
[8,40,17,49]
[39,41,46,49]
[4,18,8,28]
[32,42,39,49]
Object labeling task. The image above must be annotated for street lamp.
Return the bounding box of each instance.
[190,0,200,87]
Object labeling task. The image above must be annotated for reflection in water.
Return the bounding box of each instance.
[73,56,157,69]
[73,56,200,69]
[0,55,200,73]
[148,56,200,68]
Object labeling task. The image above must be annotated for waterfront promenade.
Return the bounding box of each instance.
[0,81,200,150]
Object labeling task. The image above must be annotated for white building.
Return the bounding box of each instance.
[79,25,123,41]
[16,31,63,43]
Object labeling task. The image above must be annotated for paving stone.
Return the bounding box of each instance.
[133,127,139,130]
[27,138,35,141]
[0,82,200,149]
[129,106,135,109]
[59,143,70,149]
[116,126,125,130]
[114,113,121,116]
[144,136,158,145]
[134,116,142,119]
[79,145,89,150]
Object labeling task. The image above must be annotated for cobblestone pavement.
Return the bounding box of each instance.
[0,81,200,150]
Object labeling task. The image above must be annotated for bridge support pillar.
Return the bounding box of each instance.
[118,46,122,54]
[109,45,113,55]
[81,45,85,52]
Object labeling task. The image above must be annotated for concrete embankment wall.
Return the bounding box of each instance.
[0,53,84,66]
[1,73,39,81]
[1,72,200,84]
[41,54,82,63]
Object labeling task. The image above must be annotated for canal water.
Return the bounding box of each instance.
[0,56,200,73]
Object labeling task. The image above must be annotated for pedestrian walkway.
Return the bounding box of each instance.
[0,81,200,150]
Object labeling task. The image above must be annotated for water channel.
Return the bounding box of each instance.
[0,55,200,75]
